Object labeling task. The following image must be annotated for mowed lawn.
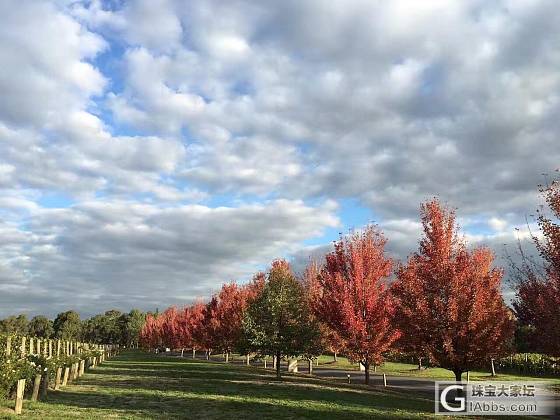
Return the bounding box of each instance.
[0,350,545,419]
[311,354,560,384]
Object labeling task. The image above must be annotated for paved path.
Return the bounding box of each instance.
[166,352,438,393]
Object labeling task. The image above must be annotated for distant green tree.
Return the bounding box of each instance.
[81,310,123,344]
[120,309,146,347]
[53,310,82,340]
[28,315,54,338]
[81,314,105,343]
[242,260,322,379]
[102,310,124,344]
[0,314,29,335]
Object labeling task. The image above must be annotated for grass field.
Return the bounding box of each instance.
[0,350,551,419]
[215,352,560,383]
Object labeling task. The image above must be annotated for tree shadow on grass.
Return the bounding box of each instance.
[75,366,434,415]
[25,352,437,419]
[37,388,431,420]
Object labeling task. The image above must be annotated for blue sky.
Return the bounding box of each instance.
[0,0,557,317]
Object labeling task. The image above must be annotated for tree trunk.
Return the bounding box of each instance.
[418,357,422,370]
[246,354,250,365]
[276,351,281,379]
[453,369,462,382]
[181,348,184,357]
[334,352,338,362]
[206,350,210,360]
[491,359,496,376]
[225,352,229,363]
[308,359,313,374]
[192,348,196,359]
[364,361,370,385]
[453,368,464,398]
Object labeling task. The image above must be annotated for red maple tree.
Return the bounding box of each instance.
[312,226,400,384]
[514,180,560,356]
[139,313,160,349]
[189,301,208,358]
[159,306,182,349]
[304,260,344,362]
[393,199,514,381]
[205,282,250,361]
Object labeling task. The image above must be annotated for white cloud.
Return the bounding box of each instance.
[1,0,559,315]
[0,199,338,316]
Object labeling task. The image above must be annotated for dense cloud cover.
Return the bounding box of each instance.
[0,0,557,316]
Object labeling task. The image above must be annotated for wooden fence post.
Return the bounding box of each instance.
[48,340,52,358]
[57,340,61,357]
[62,367,70,386]
[31,374,42,401]
[6,336,11,356]
[20,336,26,358]
[41,369,48,397]
[29,338,34,355]
[54,367,62,390]
[14,379,25,414]
[383,373,387,387]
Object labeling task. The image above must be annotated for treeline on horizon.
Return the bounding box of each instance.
[0,309,147,347]
[140,181,560,383]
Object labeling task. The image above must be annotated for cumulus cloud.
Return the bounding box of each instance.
[0,0,558,315]
[0,199,338,316]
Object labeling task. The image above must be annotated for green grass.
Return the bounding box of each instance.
[0,350,550,419]
[313,354,560,384]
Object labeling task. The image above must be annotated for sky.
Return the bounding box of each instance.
[1,0,559,318]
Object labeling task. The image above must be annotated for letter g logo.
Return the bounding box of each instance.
[440,385,466,412]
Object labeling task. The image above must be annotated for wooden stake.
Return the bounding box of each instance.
[79,360,85,376]
[31,374,42,401]
[41,369,48,397]
[54,367,62,390]
[383,373,387,387]
[6,336,11,356]
[20,337,26,357]
[14,379,25,414]
[62,367,69,386]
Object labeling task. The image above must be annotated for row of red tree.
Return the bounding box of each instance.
[141,186,560,384]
